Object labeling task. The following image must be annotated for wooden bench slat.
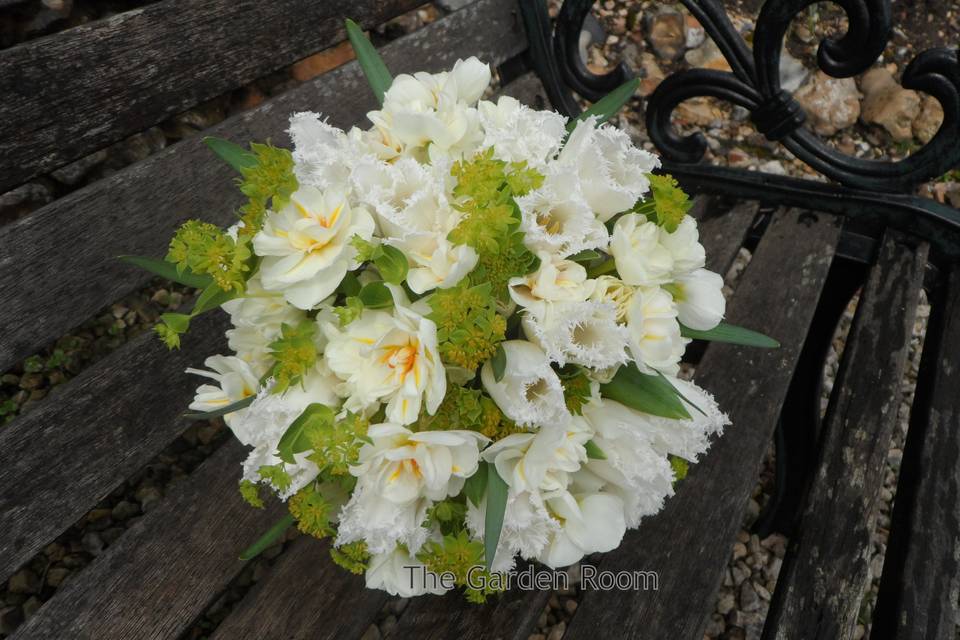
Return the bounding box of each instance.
[761,231,928,640]
[9,438,286,640]
[0,313,228,584]
[208,537,388,640]
[0,0,528,374]
[697,200,759,275]
[0,0,423,194]
[867,269,960,640]
[561,208,841,640]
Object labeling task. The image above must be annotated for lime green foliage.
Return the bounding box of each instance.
[633,174,692,233]
[426,499,468,535]
[333,296,364,327]
[448,150,542,298]
[560,368,592,416]
[237,143,298,236]
[350,234,382,263]
[670,455,689,482]
[418,385,517,439]
[330,541,370,575]
[306,410,370,477]
[288,483,335,539]
[239,479,265,509]
[153,312,191,350]
[268,321,319,394]
[166,220,252,293]
[257,463,293,493]
[417,530,504,603]
[427,283,506,372]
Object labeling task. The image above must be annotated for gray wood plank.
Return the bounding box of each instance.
[863,268,960,640]
[696,200,759,276]
[0,0,528,374]
[0,0,423,193]
[0,312,229,584]
[563,208,842,640]
[209,537,388,640]
[762,231,928,640]
[9,439,287,640]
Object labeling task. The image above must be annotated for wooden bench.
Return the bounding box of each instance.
[1,0,959,638]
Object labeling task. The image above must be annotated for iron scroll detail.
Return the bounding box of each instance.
[519,0,960,195]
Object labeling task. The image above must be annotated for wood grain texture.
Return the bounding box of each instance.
[697,200,759,275]
[209,537,388,640]
[762,232,928,640]
[9,439,287,640]
[0,313,228,584]
[0,0,528,374]
[563,209,841,640]
[865,269,960,640]
[0,0,423,193]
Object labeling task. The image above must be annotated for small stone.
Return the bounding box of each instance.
[685,14,705,49]
[685,38,731,71]
[44,543,65,562]
[794,71,861,136]
[645,6,686,61]
[780,49,809,93]
[51,150,107,186]
[21,596,42,619]
[564,598,578,615]
[387,598,409,615]
[135,485,163,512]
[754,581,771,601]
[860,67,921,141]
[912,94,943,144]
[359,623,381,640]
[717,591,736,615]
[101,527,125,545]
[758,160,787,175]
[112,500,140,521]
[727,148,753,168]
[379,614,397,636]
[82,532,105,556]
[853,624,866,640]
[739,581,760,612]
[197,423,220,445]
[118,127,167,165]
[677,98,721,127]
[46,566,71,587]
[638,53,665,97]
[0,181,52,220]
[0,606,23,635]
[19,373,43,391]
[547,621,566,640]
[761,534,787,558]
[705,612,726,636]
[732,542,748,560]
[8,569,40,594]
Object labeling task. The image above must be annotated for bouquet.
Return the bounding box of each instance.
[126,22,776,601]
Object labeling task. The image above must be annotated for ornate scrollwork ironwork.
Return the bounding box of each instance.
[520,0,960,195]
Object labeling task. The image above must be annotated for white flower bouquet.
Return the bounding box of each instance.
[125,22,776,601]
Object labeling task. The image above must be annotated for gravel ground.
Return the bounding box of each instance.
[1,0,952,637]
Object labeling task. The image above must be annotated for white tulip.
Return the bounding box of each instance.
[660,215,706,277]
[390,232,478,294]
[478,95,567,167]
[589,275,635,322]
[625,286,687,375]
[186,355,260,427]
[557,118,659,221]
[480,341,570,428]
[222,274,305,374]
[670,268,726,331]
[323,286,446,425]
[253,186,376,310]
[538,489,627,568]
[515,167,609,257]
[610,213,674,287]
[521,300,630,369]
[365,545,449,597]
[288,111,363,190]
[508,251,596,313]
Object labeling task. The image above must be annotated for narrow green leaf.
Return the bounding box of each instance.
[276,403,335,464]
[680,322,780,348]
[183,394,255,420]
[657,370,706,417]
[375,245,409,284]
[358,281,393,309]
[345,19,393,104]
[585,440,607,460]
[204,137,258,172]
[491,344,507,382]
[192,282,238,316]
[484,462,509,571]
[118,255,212,288]
[566,77,640,132]
[599,363,691,420]
[567,249,601,264]
[239,513,295,561]
[462,462,488,507]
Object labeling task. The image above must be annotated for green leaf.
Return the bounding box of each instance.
[338,271,362,297]
[491,344,507,382]
[484,462,509,571]
[239,513,295,561]
[204,137,258,173]
[566,77,640,132]
[680,322,780,348]
[345,19,393,104]
[567,249,601,264]
[358,281,393,309]
[657,370,706,417]
[375,245,409,285]
[463,462,488,507]
[182,394,255,420]
[118,255,212,288]
[276,403,335,464]
[585,440,607,460]
[192,281,238,316]
[599,363,691,420]
[159,312,191,334]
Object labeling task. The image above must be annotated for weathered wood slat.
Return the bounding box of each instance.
[0,313,228,584]
[866,269,960,640]
[9,439,286,640]
[209,537,388,640]
[0,0,528,374]
[761,231,928,640]
[697,200,759,275]
[563,208,841,640]
[0,0,423,193]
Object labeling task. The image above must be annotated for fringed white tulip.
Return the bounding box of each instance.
[480,341,570,428]
[610,213,674,286]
